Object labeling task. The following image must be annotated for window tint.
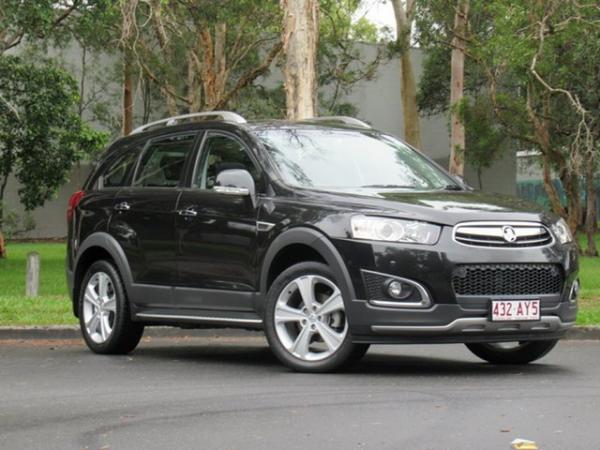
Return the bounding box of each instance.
[98,147,140,189]
[134,134,196,188]
[195,134,258,189]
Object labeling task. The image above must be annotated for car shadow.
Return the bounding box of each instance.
[129,340,573,377]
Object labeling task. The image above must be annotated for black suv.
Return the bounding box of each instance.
[67,112,579,372]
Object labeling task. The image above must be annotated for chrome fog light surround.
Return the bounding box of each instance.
[569,279,580,303]
[362,269,432,309]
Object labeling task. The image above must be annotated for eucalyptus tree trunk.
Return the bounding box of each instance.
[448,0,469,176]
[281,0,318,120]
[391,0,422,149]
[122,54,134,135]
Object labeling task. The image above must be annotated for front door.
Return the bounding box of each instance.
[109,132,198,301]
[176,131,261,311]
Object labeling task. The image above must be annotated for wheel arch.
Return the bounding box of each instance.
[73,233,134,317]
[258,227,356,313]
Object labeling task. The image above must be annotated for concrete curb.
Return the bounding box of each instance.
[1,325,599,341]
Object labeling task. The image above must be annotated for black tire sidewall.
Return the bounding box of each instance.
[263,261,360,373]
[78,260,143,354]
[465,339,559,364]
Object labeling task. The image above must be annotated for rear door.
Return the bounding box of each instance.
[175,131,262,311]
[109,132,199,298]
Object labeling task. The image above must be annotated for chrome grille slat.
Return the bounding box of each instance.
[453,221,553,248]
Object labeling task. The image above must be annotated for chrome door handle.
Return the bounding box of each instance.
[114,201,131,211]
[177,207,198,217]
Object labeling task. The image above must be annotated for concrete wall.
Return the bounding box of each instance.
[4,45,516,239]
[4,164,92,239]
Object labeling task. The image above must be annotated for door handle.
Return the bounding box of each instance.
[113,201,131,211]
[177,207,198,217]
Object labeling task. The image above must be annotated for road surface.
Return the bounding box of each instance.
[1,333,598,449]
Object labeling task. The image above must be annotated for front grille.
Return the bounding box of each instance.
[452,264,563,296]
[454,222,553,248]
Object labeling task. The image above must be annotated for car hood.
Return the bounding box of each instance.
[295,187,555,226]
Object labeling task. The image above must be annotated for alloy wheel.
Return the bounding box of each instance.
[274,275,348,362]
[82,272,117,344]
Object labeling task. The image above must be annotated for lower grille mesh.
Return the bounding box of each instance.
[452,264,563,296]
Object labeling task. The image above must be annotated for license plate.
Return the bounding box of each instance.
[491,300,540,321]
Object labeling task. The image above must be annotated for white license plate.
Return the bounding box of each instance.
[491,300,540,321]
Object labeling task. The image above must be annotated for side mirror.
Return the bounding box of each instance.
[214,169,256,199]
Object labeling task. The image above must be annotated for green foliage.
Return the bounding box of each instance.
[0,1,111,52]
[462,97,507,184]
[0,56,108,226]
[415,0,600,203]
[318,0,386,113]
[0,205,35,239]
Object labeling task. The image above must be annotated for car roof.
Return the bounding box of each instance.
[108,118,377,152]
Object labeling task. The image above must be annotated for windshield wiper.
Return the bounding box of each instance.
[360,184,414,189]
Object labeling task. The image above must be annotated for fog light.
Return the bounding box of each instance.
[569,279,580,303]
[387,280,404,299]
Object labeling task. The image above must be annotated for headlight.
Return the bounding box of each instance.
[351,215,441,245]
[551,218,573,244]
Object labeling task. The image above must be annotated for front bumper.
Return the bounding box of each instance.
[332,230,579,344]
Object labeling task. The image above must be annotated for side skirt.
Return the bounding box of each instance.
[133,307,263,330]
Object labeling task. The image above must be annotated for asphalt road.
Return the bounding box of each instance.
[1,333,599,450]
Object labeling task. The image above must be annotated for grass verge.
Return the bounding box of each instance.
[1,241,599,327]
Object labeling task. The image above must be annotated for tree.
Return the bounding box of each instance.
[448,0,469,176]
[0,2,110,256]
[0,56,107,254]
[119,0,283,116]
[281,0,319,119]
[416,0,600,255]
[0,1,84,54]
[390,0,422,148]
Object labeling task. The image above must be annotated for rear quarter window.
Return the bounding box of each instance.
[91,143,144,190]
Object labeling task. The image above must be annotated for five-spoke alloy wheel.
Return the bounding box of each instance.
[265,262,369,372]
[78,260,144,354]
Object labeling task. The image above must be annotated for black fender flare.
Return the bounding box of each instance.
[74,232,134,300]
[259,227,356,306]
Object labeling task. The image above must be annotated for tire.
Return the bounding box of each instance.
[78,260,144,354]
[465,339,559,365]
[264,261,367,373]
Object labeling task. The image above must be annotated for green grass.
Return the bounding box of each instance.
[0,240,599,326]
[578,233,600,299]
[0,243,75,326]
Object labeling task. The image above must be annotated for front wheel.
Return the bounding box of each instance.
[264,262,368,372]
[465,340,559,364]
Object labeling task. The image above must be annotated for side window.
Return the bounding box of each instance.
[133,134,196,188]
[98,147,140,189]
[195,134,258,189]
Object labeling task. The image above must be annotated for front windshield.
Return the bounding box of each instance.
[255,128,458,191]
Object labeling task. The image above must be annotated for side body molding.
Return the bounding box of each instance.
[258,227,356,313]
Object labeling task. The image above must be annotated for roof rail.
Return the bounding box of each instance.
[305,116,372,129]
[131,111,247,134]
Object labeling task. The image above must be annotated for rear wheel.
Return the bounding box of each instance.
[79,260,144,354]
[465,340,558,364]
[264,262,368,372]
